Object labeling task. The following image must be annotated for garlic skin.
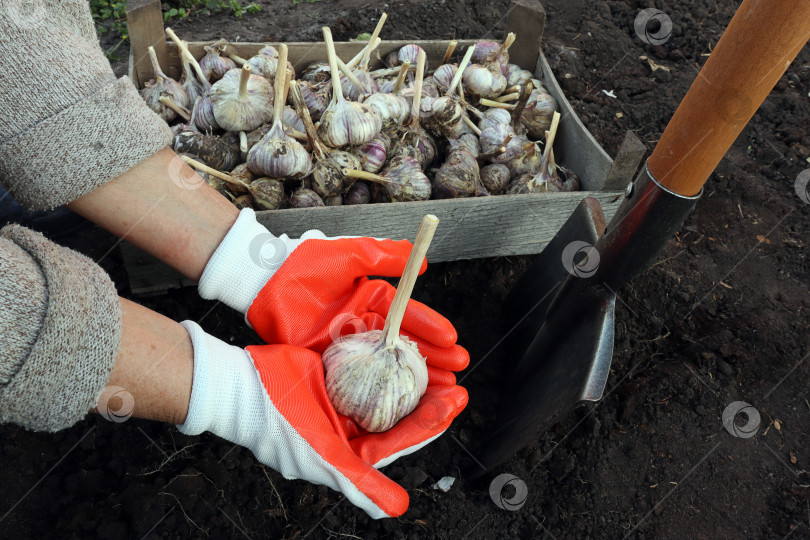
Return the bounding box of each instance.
[506,64,533,87]
[323,330,428,433]
[353,132,390,173]
[480,163,511,194]
[301,61,332,84]
[462,64,507,99]
[421,96,465,139]
[362,93,409,129]
[433,149,487,198]
[210,66,274,132]
[318,101,382,148]
[250,178,288,209]
[431,64,458,93]
[247,124,311,179]
[447,133,480,158]
[343,181,371,205]
[299,82,329,121]
[200,39,237,81]
[192,93,220,132]
[341,69,378,101]
[521,89,558,139]
[290,187,325,208]
[141,46,189,122]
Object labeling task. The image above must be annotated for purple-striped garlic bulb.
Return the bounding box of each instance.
[199,39,237,81]
[353,132,390,173]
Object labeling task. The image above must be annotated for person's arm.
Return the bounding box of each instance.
[104,298,193,424]
[67,148,238,282]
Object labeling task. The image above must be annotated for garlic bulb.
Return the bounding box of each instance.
[479,121,523,164]
[507,142,541,177]
[341,69,378,101]
[433,149,488,198]
[506,64,533,87]
[173,120,239,172]
[507,112,563,194]
[282,106,306,133]
[353,132,390,173]
[317,27,382,148]
[431,64,458,93]
[141,46,190,122]
[480,163,511,194]
[462,64,507,99]
[421,96,465,138]
[290,186,325,207]
[199,39,237,81]
[471,33,515,75]
[343,181,371,205]
[447,133,480,157]
[299,81,329,121]
[210,64,273,132]
[362,93,409,129]
[180,54,206,103]
[521,88,558,139]
[343,155,431,202]
[301,61,331,84]
[247,44,311,179]
[323,215,437,433]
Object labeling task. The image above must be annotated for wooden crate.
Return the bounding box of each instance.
[122,0,644,295]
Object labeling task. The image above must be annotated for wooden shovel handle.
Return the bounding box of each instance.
[648,0,810,196]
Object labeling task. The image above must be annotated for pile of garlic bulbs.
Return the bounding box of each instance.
[145,18,580,211]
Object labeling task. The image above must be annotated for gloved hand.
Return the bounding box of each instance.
[178,321,468,518]
[198,207,467,362]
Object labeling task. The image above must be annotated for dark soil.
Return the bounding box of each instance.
[3,1,809,538]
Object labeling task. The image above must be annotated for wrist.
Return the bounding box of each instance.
[198,208,330,314]
[176,320,263,444]
[198,208,280,313]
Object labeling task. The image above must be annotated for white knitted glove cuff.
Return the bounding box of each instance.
[198,208,329,314]
[176,320,264,443]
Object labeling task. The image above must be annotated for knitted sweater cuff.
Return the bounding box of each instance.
[0,225,122,432]
[0,76,172,211]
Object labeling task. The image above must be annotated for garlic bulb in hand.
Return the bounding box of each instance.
[210,64,273,132]
[323,215,438,432]
[247,44,311,179]
[318,27,382,147]
[141,46,189,122]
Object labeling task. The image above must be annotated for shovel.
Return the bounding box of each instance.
[478,0,810,472]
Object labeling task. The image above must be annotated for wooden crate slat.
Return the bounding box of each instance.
[255,192,624,262]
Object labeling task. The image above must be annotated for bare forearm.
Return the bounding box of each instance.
[99,298,193,425]
[67,148,239,281]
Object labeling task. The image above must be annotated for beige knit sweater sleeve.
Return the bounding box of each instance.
[0,0,173,210]
[0,1,173,430]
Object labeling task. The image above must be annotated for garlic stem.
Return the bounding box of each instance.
[409,49,427,128]
[238,64,252,101]
[502,32,517,52]
[442,40,458,65]
[382,215,439,347]
[166,28,208,87]
[159,96,190,121]
[147,46,164,82]
[229,53,246,65]
[462,115,482,135]
[336,55,367,94]
[269,44,289,134]
[181,155,249,189]
[392,61,410,94]
[283,68,292,105]
[540,111,561,171]
[322,27,345,104]
[290,79,329,160]
[446,46,474,97]
[342,168,387,183]
[496,92,520,102]
[511,81,533,128]
[289,129,308,141]
[505,85,521,95]
[479,98,515,109]
[239,130,248,153]
[360,13,387,71]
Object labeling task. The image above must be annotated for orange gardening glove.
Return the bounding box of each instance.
[178,321,468,518]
